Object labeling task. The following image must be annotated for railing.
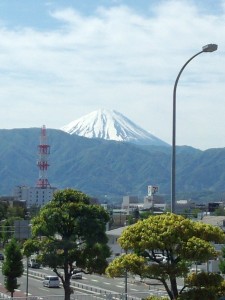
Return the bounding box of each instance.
[0,292,168,300]
[26,270,166,297]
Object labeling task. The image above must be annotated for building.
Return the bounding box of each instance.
[175,199,196,214]
[143,185,166,212]
[0,196,26,209]
[200,215,225,232]
[208,202,224,213]
[121,196,143,213]
[106,226,127,259]
[14,185,57,208]
[108,208,127,229]
[14,219,31,240]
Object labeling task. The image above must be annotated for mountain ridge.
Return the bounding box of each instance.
[0,128,224,203]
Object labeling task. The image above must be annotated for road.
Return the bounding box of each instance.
[0,265,168,299]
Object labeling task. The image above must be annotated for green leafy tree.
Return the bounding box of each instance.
[106,213,225,300]
[214,206,225,216]
[191,208,201,218]
[28,205,40,219]
[7,206,25,219]
[0,202,8,221]
[178,272,225,300]
[0,202,10,244]
[2,219,14,246]
[140,210,153,220]
[2,216,23,246]
[2,238,24,298]
[219,246,225,274]
[24,189,111,300]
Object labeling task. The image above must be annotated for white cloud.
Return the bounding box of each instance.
[0,0,224,149]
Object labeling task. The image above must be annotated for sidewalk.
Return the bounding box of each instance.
[0,282,28,299]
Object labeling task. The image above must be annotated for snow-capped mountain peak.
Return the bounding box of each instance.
[61,109,168,146]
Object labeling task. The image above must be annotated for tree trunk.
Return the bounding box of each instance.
[170,276,178,299]
[54,268,71,300]
[161,278,174,300]
[63,254,71,300]
[64,281,71,300]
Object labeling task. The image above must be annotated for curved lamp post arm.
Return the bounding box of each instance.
[173,50,204,103]
[171,44,218,213]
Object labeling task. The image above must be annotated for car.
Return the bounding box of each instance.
[28,259,40,268]
[43,275,60,288]
[28,255,40,268]
[0,253,4,261]
[189,268,202,274]
[71,269,82,279]
[155,254,168,263]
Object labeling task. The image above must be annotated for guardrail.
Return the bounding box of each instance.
[0,265,168,300]
[0,292,167,300]
[26,270,144,300]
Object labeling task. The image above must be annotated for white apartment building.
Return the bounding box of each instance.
[14,185,57,208]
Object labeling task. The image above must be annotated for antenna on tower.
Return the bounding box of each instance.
[36,125,51,188]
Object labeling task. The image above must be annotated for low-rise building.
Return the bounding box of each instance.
[106,226,127,259]
[122,196,143,213]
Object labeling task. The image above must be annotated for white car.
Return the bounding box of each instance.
[71,270,82,279]
[43,275,60,288]
[154,254,168,263]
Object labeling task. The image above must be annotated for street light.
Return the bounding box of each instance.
[171,44,218,213]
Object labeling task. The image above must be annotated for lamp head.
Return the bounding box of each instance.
[202,44,218,52]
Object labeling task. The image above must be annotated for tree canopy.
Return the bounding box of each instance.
[2,238,24,297]
[106,213,225,300]
[178,272,225,300]
[24,189,111,300]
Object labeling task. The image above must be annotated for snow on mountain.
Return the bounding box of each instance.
[61,109,169,146]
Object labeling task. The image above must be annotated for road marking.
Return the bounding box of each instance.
[130,288,139,291]
[116,285,124,288]
[91,279,99,282]
[103,282,110,285]
[39,287,50,291]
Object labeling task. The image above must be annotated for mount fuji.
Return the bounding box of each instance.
[61,109,169,147]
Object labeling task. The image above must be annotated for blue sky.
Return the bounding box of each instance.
[0,0,224,149]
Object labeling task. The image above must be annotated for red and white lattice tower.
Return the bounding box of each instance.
[36,125,51,188]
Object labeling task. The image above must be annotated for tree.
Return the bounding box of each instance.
[106,213,225,300]
[2,219,14,246]
[7,206,25,219]
[139,210,153,220]
[28,204,40,219]
[0,202,8,221]
[214,206,225,216]
[1,217,23,246]
[178,272,225,300]
[23,189,111,300]
[2,238,24,298]
[219,246,225,274]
